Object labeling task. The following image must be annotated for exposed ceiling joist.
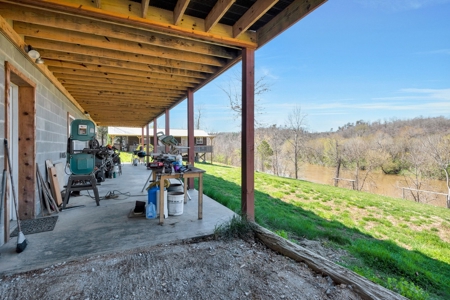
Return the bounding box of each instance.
[141,0,150,18]
[174,0,190,26]
[26,38,218,73]
[0,4,238,59]
[233,0,279,38]
[45,62,202,84]
[205,0,236,33]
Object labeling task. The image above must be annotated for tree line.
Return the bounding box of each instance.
[211,115,450,208]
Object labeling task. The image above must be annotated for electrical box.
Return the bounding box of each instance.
[70,119,96,141]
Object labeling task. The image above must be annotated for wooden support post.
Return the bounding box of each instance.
[153,118,158,153]
[241,47,255,221]
[146,123,150,165]
[187,89,195,189]
[165,109,170,153]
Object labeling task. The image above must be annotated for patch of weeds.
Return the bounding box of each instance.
[386,277,430,300]
[275,229,288,239]
[290,189,296,193]
[430,227,439,232]
[295,193,304,198]
[214,215,254,241]
[272,191,285,199]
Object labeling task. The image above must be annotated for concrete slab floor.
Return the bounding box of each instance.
[0,163,236,276]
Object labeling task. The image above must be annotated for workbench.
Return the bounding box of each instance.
[153,166,205,225]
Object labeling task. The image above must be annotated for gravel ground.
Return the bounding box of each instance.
[0,237,362,300]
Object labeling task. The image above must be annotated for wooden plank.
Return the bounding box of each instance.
[205,0,236,32]
[0,3,236,59]
[41,55,209,78]
[62,83,185,95]
[18,85,36,220]
[241,47,255,221]
[174,0,190,26]
[233,0,278,38]
[187,89,194,189]
[48,167,63,206]
[47,65,202,84]
[29,39,218,73]
[94,0,101,9]
[257,0,327,47]
[253,224,407,300]
[15,22,226,67]
[141,0,150,18]
[3,174,10,243]
[5,0,257,48]
[54,73,195,88]
[69,90,180,98]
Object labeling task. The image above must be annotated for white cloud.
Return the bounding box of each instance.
[354,0,450,11]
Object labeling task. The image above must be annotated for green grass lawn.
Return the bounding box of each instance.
[194,162,450,300]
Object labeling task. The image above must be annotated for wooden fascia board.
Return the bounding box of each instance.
[27,39,218,73]
[205,0,236,33]
[15,22,225,67]
[233,0,279,38]
[3,0,257,48]
[141,0,150,18]
[257,0,327,48]
[0,4,236,59]
[174,0,190,26]
[0,15,87,116]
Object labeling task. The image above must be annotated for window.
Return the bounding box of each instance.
[196,137,204,145]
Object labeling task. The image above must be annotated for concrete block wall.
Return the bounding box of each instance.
[0,33,86,245]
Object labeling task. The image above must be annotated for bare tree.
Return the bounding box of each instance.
[219,73,272,127]
[423,134,450,208]
[194,103,205,130]
[97,126,108,146]
[285,106,308,179]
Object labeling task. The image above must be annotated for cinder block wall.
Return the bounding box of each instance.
[0,33,86,245]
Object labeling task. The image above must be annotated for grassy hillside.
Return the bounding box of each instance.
[195,163,450,300]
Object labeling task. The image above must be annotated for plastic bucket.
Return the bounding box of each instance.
[168,192,184,216]
[168,183,183,193]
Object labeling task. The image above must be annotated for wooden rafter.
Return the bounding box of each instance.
[27,39,218,73]
[141,0,150,18]
[174,0,190,26]
[15,23,225,67]
[257,0,327,47]
[233,0,279,38]
[94,0,101,9]
[3,0,257,48]
[0,4,237,59]
[45,63,202,84]
[205,0,236,33]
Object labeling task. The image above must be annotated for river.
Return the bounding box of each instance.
[297,164,448,208]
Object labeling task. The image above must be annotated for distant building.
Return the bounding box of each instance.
[108,127,215,162]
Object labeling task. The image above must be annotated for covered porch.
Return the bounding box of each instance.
[0,163,235,275]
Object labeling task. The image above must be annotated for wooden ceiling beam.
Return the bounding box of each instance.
[43,58,207,79]
[0,4,237,59]
[205,0,236,33]
[141,0,150,18]
[63,82,186,95]
[15,22,225,67]
[53,72,195,90]
[72,96,176,104]
[233,0,279,38]
[4,0,257,48]
[79,99,170,106]
[68,89,181,98]
[257,0,327,47]
[94,0,101,9]
[49,67,199,85]
[174,0,190,26]
[45,59,201,84]
[28,38,217,74]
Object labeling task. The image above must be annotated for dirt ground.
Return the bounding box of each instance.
[0,236,362,300]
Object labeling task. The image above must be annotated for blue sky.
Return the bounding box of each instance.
[162,0,450,133]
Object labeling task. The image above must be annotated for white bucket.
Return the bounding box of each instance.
[168,183,183,193]
[168,192,184,216]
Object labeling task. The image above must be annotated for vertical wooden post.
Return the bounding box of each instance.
[187,89,195,189]
[153,118,158,154]
[141,127,144,149]
[241,47,255,221]
[146,123,150,165]
[165,109,170,153]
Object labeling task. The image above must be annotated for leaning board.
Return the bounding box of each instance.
[48,167,63,206]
